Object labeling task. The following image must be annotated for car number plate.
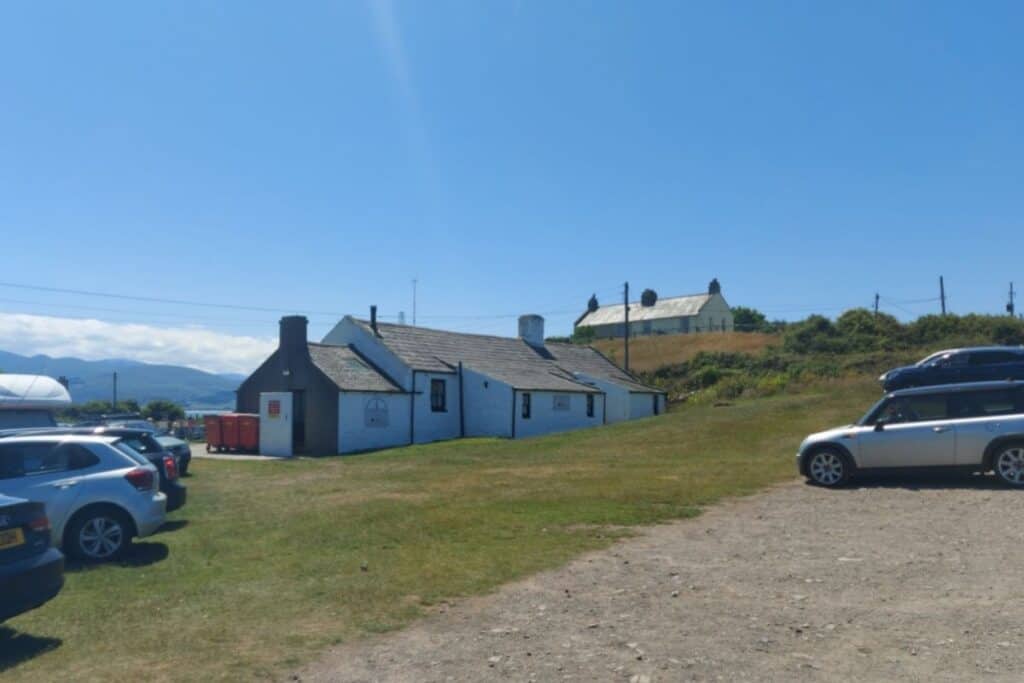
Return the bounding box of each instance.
[0,528,25,550]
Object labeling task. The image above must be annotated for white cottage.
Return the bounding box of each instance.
[237,311,666,456]
[575,279,734,339]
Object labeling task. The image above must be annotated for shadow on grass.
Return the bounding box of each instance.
[158,519,189,534]
[820,470,1008,491]
[65,541,169,573]
[0,627,61,672]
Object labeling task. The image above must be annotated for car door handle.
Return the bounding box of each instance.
[52,480,78,489]
[932,426,951,433]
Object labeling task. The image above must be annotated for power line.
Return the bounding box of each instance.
[0,281,350,316]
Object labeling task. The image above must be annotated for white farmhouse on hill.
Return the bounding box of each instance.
[574,279,734,339]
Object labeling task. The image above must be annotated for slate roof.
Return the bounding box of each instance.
[308,343,403,393]
[576,293,715,327]
[349,319,659,394]
[545,343,663,394]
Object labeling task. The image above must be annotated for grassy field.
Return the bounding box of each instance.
[2,378,878,681]
[593,331,779,371]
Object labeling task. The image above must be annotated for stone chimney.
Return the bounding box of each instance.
[518,314,545,347]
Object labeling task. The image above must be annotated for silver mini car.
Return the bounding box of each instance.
[798,381,1024,487]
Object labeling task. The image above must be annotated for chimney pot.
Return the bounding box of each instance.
[370,305,379,335]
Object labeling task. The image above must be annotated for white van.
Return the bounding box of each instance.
[0,375,72,429]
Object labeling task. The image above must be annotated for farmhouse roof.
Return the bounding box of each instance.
[348,320,610,393]
[307,343,403,393]
[576,292,717,327]
[545,343,661,394]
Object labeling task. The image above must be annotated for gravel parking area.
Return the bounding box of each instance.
[296,473,1024,682]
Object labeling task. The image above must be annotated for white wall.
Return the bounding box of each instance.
[629,392,666,419]
[575,373,630,423]
[412,371,461,444]
[513,390,605,439]
[694,293,734,332]
[321,317,413,389]
[338,391,411,454]
[462,366,513,438]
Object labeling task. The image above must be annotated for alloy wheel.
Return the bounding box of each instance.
[809,451,845,486]
[996,447,1024,486]
[79,516,125,559]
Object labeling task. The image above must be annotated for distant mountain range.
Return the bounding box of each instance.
[0,350,242,408]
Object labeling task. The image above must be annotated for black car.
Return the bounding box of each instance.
[0,494,64,622]
[0,427,187,512]
[154,435,192,476]
[880,346,1024,391]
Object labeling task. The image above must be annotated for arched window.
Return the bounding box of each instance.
[364,398,389,428]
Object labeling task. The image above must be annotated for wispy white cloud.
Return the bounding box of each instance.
[0,313,275,375]
[366,0,441,201]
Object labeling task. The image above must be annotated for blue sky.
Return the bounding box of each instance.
[1,1,1022,372]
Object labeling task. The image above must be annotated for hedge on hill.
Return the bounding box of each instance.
[642,310,1024,404]
[782,310,1024,354]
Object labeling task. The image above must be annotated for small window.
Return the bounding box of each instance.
[522,392,531,419]
[430,379,447,412]
[553,395,570,411]
[969,351,1020,366]
[874,394,950,424]
[958,389,1020,417]
[586,394,595,417]
[0,445,24,480]
[17,442,97,476]
[937,353,968,368]
[113,442,152,466]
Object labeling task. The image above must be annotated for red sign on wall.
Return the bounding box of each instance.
[268,399,281,418]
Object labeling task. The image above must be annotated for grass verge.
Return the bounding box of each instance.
[2,379,878,681]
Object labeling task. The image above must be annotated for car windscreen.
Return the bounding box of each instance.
[117,435,163,454]
[108,421,157,432]
[915,352,946,367]
[112,441,152,466]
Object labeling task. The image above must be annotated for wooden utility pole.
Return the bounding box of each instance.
[1009,282,1016,317]
[939,276,947,315]
[623,282,630,372]
[874,293,879,316]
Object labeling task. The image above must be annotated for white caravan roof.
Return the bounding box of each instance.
[0,374,72,410]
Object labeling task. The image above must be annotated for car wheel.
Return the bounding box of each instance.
[66,507,133,562]
[993,442,1024,487]
[806,449,850,487]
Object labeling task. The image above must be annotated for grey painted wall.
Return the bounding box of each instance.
[236,347,340,456]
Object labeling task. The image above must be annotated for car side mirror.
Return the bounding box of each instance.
[874,421,886,432]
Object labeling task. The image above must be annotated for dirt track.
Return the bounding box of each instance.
[296,474,1024,682]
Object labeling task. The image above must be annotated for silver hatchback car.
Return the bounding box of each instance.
[798,381,1024,487]
[0,435,167,561]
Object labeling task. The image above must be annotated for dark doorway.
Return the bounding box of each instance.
[653,394,660,415]
[292,390,306,452]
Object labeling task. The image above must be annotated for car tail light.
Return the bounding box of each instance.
[163,454,178,480]
[28,514,51,532]
[124,467,155,491]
